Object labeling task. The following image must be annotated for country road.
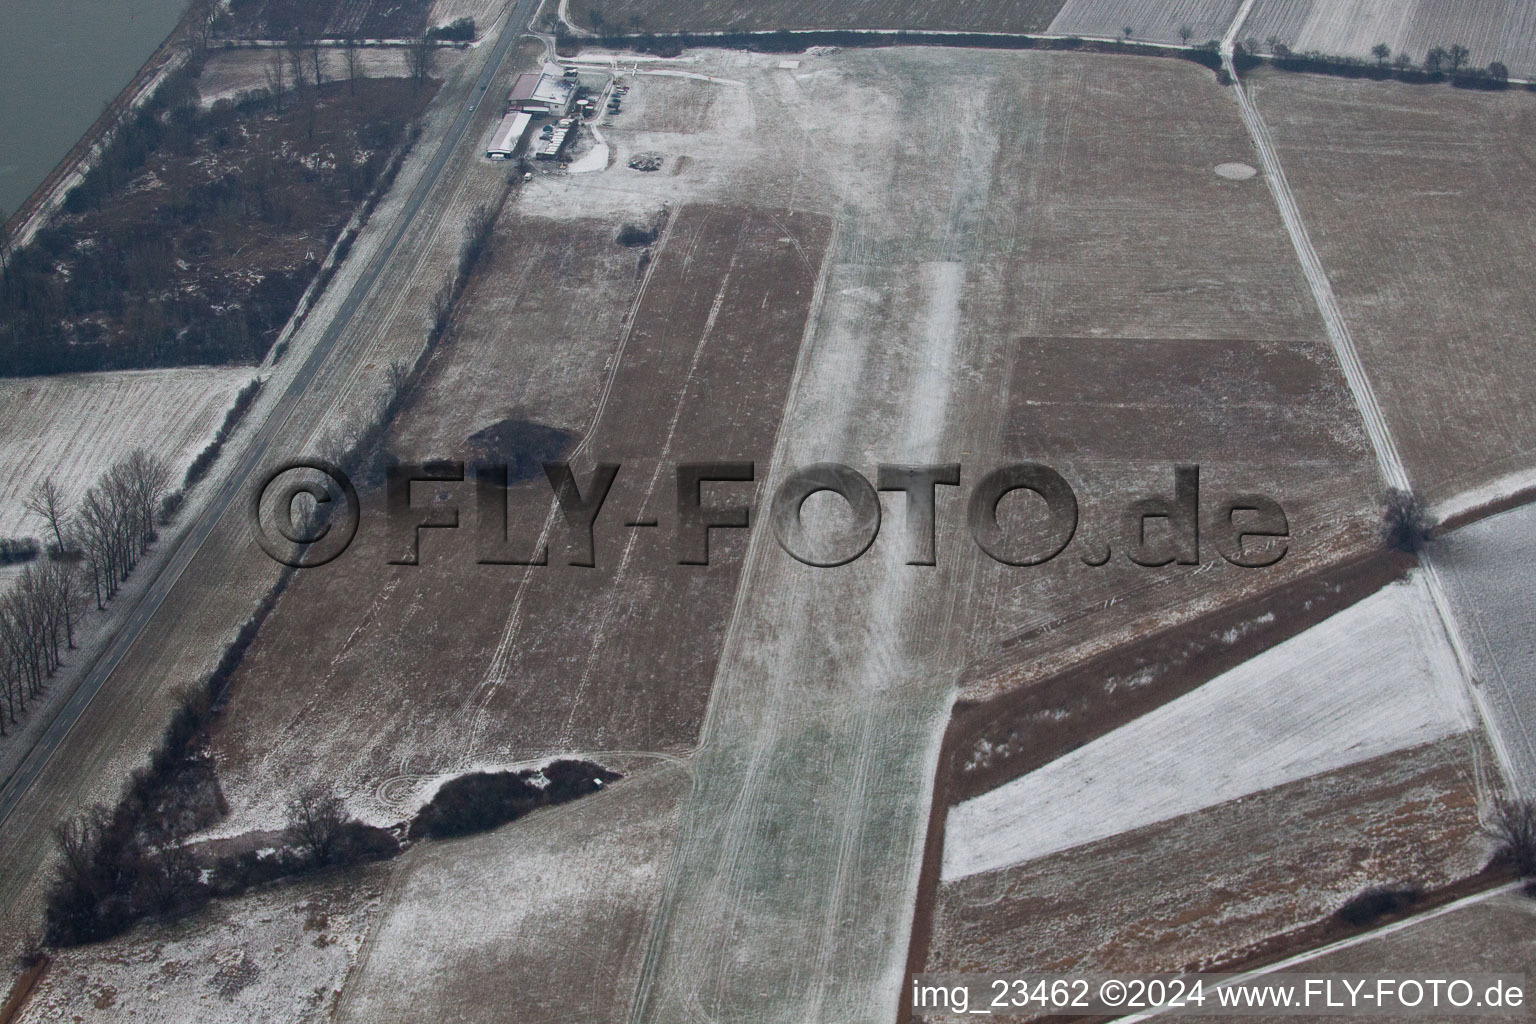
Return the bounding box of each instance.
[0,0,539,950]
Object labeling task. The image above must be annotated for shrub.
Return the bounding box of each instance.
[158,489,185,525]
[1484,797,1536,876]
[410,760,621,839]
[0,537,41,564]
[427,17,475,41]
[1382,488,1432,553]
[1334,886,1421,927]
[616,223,657,246]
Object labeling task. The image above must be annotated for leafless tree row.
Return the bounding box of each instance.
[0,559,82,735]
[1,452,171,736]
[71,451,174,609]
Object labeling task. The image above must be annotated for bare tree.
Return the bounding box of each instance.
[187,0,218,52]
[1484,797,1536,876]
[285,32,311,92]
[286,784,348,866]
[23,478,69,554]
[121,450,172,546]
[343,35,363,95]
[386,358,412,398]
[1382,488,1432,553]
[1371,42,1391,66]
[406,31,436,89]
[1178,24,1194,46]
[457,202,498,278]
[265,49,288,111]
[1446,43,1471,74]
[308,35,325,87]
[430,278,455,337]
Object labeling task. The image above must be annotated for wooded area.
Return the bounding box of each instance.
[0,53,433,376]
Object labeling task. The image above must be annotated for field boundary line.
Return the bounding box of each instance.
[1221,54,1408,494]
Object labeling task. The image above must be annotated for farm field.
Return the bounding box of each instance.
[928,734,1488,978]
[90,40,1394,1023]
[1248,70,1536,507]
[0,368,254,540]
[1436,502,1536,792]
[207,199,831,833]
[429,0,512,29]
[943,573,1474,880]
[562,0,1066,34]
[215,0,434,39]
[194,46,426,106]
[14,863,392,1024]
[0,36,1440,1023]
[540,48,1377,1024]
[338,765,688,1023]
[1243,0,1536,78]
[0,18,526,968]
[1047,0,1245,45]
[165,42,1395,1023]
[1256,886,1536,1023]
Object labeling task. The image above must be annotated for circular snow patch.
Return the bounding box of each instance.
[1215,162,1258,180]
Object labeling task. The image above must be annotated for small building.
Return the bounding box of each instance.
[508,72,576,117]
[486,111,533,160]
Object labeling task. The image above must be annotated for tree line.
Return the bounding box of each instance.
[0,453,171,736]
[1247,36,1513,87]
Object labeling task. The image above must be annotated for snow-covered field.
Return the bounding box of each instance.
[943,572,1474,880]
[429,0,513,28]
[1435,467,1536,527]
[1244,0,1536,77]
[16,865,389,1024]
[196,48,417,107]
[0,368,255,541]
[338,767,687,1024]
[1436,502,1536,792]
[1048,0,1246,44]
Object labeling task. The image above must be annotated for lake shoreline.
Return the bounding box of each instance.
[3,2,198,249]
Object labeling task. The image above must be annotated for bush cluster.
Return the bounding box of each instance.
[409,760,621,839]
[42,569,292,945]
[184,378,264,489]
[428,17,475,42]
[1333,886,1421,927]
[0,537,41,565]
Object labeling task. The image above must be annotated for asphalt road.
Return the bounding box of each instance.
[0,0,538,830]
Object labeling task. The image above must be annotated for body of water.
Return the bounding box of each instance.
[0,0,190,218]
